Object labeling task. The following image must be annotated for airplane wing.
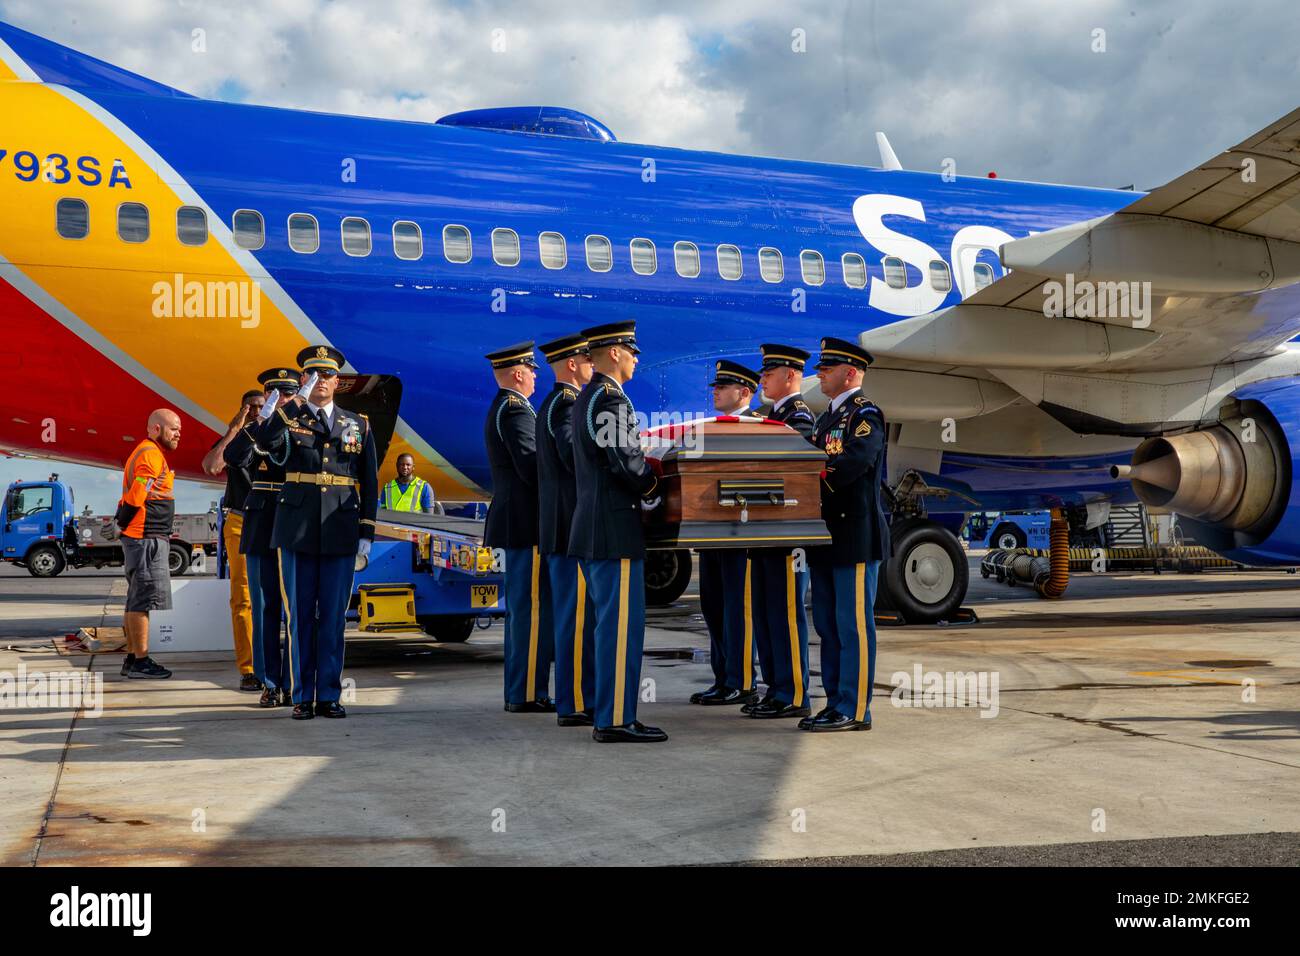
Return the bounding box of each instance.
[862,106,1300,435]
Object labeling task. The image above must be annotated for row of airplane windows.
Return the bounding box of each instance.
[51,197,997,293]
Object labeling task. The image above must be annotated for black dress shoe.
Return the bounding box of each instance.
[798,706,832,730]
[712,687,759,706]
[807,709,871,732]
[315,701,347,718]
[592,721,668,743]
[279,689,294,707]
[291,703,315,720]
[750,699,811,720]
[689,685,721,704]
[504,698,557,713]
[741,693,775,715]
[258,687,279,708]
[557,709,594,727]
[239,674,264,692]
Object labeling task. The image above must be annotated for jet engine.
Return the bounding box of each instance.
[1111,381,1300,563]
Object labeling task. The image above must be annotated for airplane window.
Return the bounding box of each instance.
[117,202,149,243]
[341,217,372,257]
[882,256,907,289]
[973,262,995,290]
[176,206,207,246]
[539,232,567,270]
[56,198,89,240]
[232,209,265,250]
[288,213,319,254]
[841,253,867,289]
[800,250,825,286]
[492,228,521,267]
[929,259,953,292]
[443,224,472,263]
[759,247,783,283]
[585,235,613,272]
[674,241,700,278]
[630,238,657,275]
[716,244,743,280]
[393,221,422,260]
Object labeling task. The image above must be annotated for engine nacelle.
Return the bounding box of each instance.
[1111,379,1300,563]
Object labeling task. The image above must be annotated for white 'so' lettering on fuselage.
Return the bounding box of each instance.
[851,193,1012,316]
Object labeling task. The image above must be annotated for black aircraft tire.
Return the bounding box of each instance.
[881,521,969,624]
[645,549,692,606]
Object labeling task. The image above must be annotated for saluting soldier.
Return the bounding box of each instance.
[801,337,889,732]
[746,344,817,719]
[691,360,762,708]
[224,368,299,708]
[261,345,378,720]
[484,342,555,713]
[569,321,667,743]
[537,333,598,727]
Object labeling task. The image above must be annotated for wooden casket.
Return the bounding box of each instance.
[642,417,830,550]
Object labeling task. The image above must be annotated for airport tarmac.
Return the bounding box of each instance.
[2,557,1298,867]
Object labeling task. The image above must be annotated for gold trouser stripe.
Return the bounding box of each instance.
[854,563,868,722]
[786,555,803,707]
[573,564,587,712]
[277,549,295,700]
[614,558,630,725]
[742,558,753,690]
[526,547,540,700]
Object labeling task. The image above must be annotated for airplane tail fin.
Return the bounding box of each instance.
[0,20,192,97]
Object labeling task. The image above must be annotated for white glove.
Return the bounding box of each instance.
[257,392,279,420]
[640,496,661,511]
[295,372,318,400]
[357,539,371,560]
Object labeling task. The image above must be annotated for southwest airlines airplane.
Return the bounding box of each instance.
[4,20,1300,619]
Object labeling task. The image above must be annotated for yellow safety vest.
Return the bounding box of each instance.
[383,477,427,512]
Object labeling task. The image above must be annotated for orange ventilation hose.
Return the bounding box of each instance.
[1038,507,1070,598]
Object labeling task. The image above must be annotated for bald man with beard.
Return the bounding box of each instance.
[115,408,181,679]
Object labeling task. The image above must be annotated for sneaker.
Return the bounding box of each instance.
[127,656,172,679]
[119,653,136,677]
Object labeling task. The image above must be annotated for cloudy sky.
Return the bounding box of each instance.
[1,0,1293,189]
[1,0,1291,510]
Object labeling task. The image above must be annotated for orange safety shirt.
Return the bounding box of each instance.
[118,438,176,539]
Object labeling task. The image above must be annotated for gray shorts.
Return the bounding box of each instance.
[123,536,173,613]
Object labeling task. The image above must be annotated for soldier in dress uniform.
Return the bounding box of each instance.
[536,333,598,726]
[800,337,889,732]
[569,321,667,743]
[746,344,817,719]
[260,345,378,720]
[484,342,555,713]
[691,359,762,708]
[224,368,298,708]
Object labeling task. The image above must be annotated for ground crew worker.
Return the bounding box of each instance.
[380,454,435,512]
[225,368,299,708]
[537,333,598,726]
[569,321,667,743]
[203,389,265,692]
[484,342,555,713]
[260,345,378,720]
[801,337,889,732]
[691,359,762,708]
[746,344,817,719]
[115,409,180,680]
